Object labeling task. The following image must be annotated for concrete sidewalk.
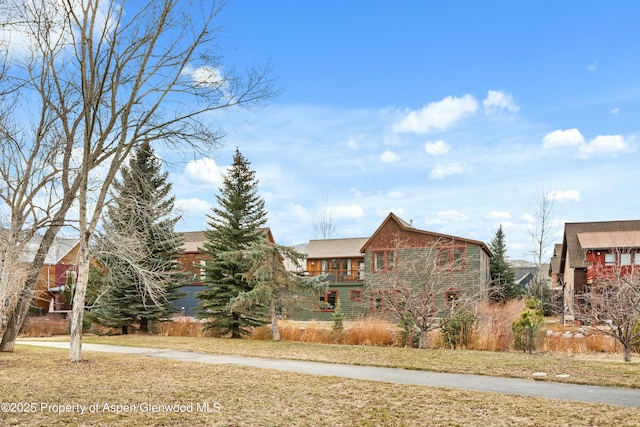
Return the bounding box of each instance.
[17,340,640,408]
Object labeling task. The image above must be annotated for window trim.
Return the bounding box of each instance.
[445,287,461,308]
[372,250,396,273]
[350,289,363,302]
[319,290,338,312]
[436,246,466,271]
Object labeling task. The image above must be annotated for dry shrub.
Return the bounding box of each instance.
[157,316,207,337]
[19,316,68,336]
[342,317,396,346]
[472,300,523,351]
[249,318,397,346]
[541,328,618,354]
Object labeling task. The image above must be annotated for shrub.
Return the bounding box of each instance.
[512,297,544,354]
[440,309,477,349]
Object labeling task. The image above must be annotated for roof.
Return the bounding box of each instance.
[560,220,640,270]
[361,212,493,257]
[306,238,369,259]
[180,231,206,253]
[576,230,640,249]
[179,228,275,254]
[19,235,79,265]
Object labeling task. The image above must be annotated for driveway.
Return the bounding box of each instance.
[17,340,640,408]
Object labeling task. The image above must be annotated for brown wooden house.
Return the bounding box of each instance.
[173,228,276,316]
[361,213,492,314]
[554,220,640,321]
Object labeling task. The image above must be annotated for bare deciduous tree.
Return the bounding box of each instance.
[367,239,484,349]
[575,253,640,362]
[313,193,336,239]
[527,188,557,313]
[0,0,276,361]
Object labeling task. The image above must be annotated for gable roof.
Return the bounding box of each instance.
[560,220,640,270]
[181,231,206,253]
[361,212,492,257]
[179,228,275,254]
[306,237,369,259]
[18,234,79,265]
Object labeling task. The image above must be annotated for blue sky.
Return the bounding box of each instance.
[165,1,640,261]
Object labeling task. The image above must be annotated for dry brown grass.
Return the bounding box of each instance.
[20,316,68,337]
[3,345,639,426]
[70,334,640,389]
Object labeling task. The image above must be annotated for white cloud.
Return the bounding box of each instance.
[182,158,225,187]
[424,140,450,156]
[483,90,520,115]
[578,134,632,159]
[175,198,211,215]
[347,138,359,149]
[387,191,405,199]
[380,150,400,163]
[542,128,585,149]
[587,63,598,72]
[610,107,620,116]
[430,162,464,179]
[426,210,467,225]
[185,65,226,90]
[547,190,580,203]
[521,213,535,223]
[393,94,478,134]
[330,204,364,219]
[485,211,511,220]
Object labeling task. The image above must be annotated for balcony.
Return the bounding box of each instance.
[305,267,364,282]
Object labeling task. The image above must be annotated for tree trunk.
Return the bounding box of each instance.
[140,318,148,333]
[0,297,30,352]
[69,239,91,362]
[270,300,280,341]
[418,329,427,349]
[122,325,129,335]
[624,343,631,362]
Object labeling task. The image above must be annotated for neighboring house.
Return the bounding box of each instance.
[172,231,208,316]
[173,228,276,316]
[299,237,369,319]
[554,220,640,321]
[290,213,492,320]
[361,213,492,315]
[25,235,81,316]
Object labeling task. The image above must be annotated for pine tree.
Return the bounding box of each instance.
[488,225,518,302]
[197,148,268,337]
[88,142,185,334]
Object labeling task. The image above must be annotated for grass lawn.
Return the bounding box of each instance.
[2,345,639,427]
[71,334,640,389]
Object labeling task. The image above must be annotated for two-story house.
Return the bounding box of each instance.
[291,213,492,320]
[361,213,492,314]
[553,220,640,321]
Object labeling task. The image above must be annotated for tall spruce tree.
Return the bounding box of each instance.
[88,142,185,334]
[197,148,268,337]
[489,225,519,302]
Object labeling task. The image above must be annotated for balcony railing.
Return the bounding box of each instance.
[305,267,364,282]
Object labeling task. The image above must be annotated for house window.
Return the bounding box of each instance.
[437,247,466,271]
[370,290,394,312]
[350,289,362,302]
[620,253,631,266]
[373,250,395,272]
[319,290,338,311]
[445,288,461,308]
[635,253,640,265]
[604,253,615,266]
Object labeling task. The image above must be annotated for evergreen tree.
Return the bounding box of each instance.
[488,225,518,302]
[197,148,268,337]
[88,142,185,334]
